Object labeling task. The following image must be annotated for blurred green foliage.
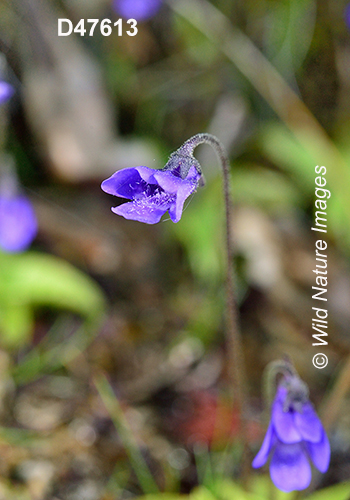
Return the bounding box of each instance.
[0,0,349,497]
[137,478,350,500]
[0,250,105,348]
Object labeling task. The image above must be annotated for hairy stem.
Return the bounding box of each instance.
[263,358,298,412]
[177,133,249,479]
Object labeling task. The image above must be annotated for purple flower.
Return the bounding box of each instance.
[112,0,162,21]
[345,4,350,29]
[0,81,14,105]
[252,382,330,492]
[0,195,38,252]
[101,159,202,224]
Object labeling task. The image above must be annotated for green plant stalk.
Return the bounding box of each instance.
[193,443,212,487]
[94,373,159,495]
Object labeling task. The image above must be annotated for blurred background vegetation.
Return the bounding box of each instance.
[0,0,350,498]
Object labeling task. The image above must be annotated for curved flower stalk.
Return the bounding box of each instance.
[253,360,330,492]
[0,81,14,105]
[102,134,249,475]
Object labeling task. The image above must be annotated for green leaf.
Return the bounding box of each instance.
[260,123,317,194]
[250,476,296,500]
[207,478,263,500]
[173,15,218,67]
[0,304,33,347]
[260,122,350,251]
[0,251,105,348]
[306,483,350,500]
[10,252,105,318]
[136,495,184,500]
[190,486,217,500]
[231,165,301,210]
[265,0,316,75]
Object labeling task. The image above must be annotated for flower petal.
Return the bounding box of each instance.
[168,181,198,223]
[113,0,162,21]
[101,167,157,199]
[272,388,302,444]
[112,201,167,224]
[0,196,37,252]
[270,441,311,492]
[186,165,202,182]
[152,170,184,194]
[134,166,159,183]
[152,169,199,223]
[0,81,14,105]
[306,429,330,473]
[294,402,323,443]
[252,423,274,468]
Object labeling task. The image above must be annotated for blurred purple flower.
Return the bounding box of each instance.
[0,195,38,252]
[345,4,350,29]
[252,382,330,492]
[101,163,201,224]
[0,81,14,105]
[112,0,162,21]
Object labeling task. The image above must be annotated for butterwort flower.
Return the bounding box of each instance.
[0,81,14,105]
[0,169,38,253]
[101,150,202,224]
[0,195,38,252]
[253,375,330,492]
[112,0,162,21]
